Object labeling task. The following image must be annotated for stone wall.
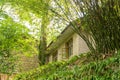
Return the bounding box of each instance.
[17,55,39,72]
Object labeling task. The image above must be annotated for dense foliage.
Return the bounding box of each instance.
[0,0,119,79]
[52,0,120,53]
[0,0,66,65]
[0,11,35,74]
[14,51,120,80]
[81,0,120,53]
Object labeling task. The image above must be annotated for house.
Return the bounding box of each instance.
[46,22,90,63]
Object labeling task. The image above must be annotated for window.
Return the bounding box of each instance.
[52,52,58,62]
[66,39,73,58]
[62,48,67,59]
[45,55,50,63]
[62,38,73,59]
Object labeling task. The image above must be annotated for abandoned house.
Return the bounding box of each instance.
[46,22,90,63]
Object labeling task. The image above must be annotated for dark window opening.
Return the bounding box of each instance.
[52,51,58,61]
[62,38,73,59]
[45,55,50,64]
[66,38,73,58]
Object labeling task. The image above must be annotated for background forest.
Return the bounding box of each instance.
[0,0,120,80]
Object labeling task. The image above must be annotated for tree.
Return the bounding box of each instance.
[50,0,120,54]
[38,0,50,65]
[0,10,32,74]
[0,0,60,65]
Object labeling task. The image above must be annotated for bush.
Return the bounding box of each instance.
[14,51,120,80]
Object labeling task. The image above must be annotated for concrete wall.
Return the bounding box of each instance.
[57,44,65,61]
[73,33,89,55]
[49,55,53,62]
[78,35,90,54]
[72,33,80,56]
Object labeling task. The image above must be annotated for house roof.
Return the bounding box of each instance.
[46,23,75,54]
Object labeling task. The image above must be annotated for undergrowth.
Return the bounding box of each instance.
[14,51,120,80]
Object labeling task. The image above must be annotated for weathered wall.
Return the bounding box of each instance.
[57,44,65,61]
[18,55,39,72]
[49,55,53,62]
[72,33,80,56]
[78,34,90,54]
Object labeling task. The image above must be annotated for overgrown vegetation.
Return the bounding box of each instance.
[0,10,37,74]
[52,0,120,53]
[0,0,119,79]
[14,51,120,80]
